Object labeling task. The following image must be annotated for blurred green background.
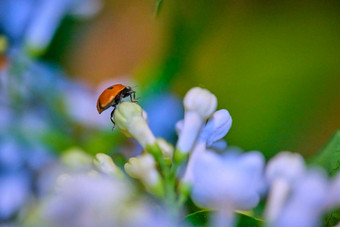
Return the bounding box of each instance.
[46,0,340,158]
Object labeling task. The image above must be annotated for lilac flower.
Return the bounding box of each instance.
[265,152,340,227]
[0,173,30,220]
[190,149,265,227]
[125,153,164,197]
[0,0,35,41]
[191,150,265,210]
[199,109,232,146]
[93,153,124,178]
[264,152,306,223]
[181,109,232,184]
[60,147,93,169]
[114,102,156,148]
[143,93,183,141]
[0,105,12,131]
[24,142,54,171]
[39,173,132,226]
[274,170,329,227]
[29,172,174,227]
[62,81,112,129]
[175,87,217,162]
[0,0,102,54]
[0,138,24,171]
[19,107,51,137]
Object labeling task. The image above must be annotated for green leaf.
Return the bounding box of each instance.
[184,210,209,227]
[184,210,264,227]
[310,130,340,176]
[236,211,264,227]
[309,130,340,227]
[324,208,340,227]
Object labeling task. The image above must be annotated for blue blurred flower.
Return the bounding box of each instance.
[191,150,265,211]
[0,0,102,54]
[0,137,24,171]
[0,172,30,220]
[62,81,112,129]
[191,149,265,227]
[264,152,306,224]
[0,52,75,222]
[30,172,176,227]
[181,109,232,184]
[143,92,183,141]
[274,170,329,227]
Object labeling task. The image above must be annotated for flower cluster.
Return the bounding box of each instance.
[0,48,113,223]
[106,86,340,227]
[9,85,340,226]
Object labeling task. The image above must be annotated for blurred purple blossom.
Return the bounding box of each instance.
[0,137,24,171]
[62,81,112,129]
[0,0,102,53]
[191,149,265,227]
[191,149,265,211]
[31,172,176,227]
[0,172,30,220]
[142,92,183,141]
[274,170,329,227]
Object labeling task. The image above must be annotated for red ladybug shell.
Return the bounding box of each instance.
[96,84,126,114]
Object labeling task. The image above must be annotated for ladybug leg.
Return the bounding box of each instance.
[129,92,138,103]
[110,108,116,128]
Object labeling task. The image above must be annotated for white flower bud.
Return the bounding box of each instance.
[176,111,203,156]
[93,153,124,178]
[114,102,156,148]
[176,87,217,156]
[184,87,217,119]
[61,147,92,169]
[124,154,163,196]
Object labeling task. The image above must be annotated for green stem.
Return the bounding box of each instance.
[177,182,191,207]
[146,144,177,212]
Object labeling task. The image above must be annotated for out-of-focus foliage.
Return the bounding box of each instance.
[309,131,340,226]
[311,131,340,177]
[185,210,263,227]
[138,0,340,157]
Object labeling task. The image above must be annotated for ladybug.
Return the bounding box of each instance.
[97,84,136,126]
